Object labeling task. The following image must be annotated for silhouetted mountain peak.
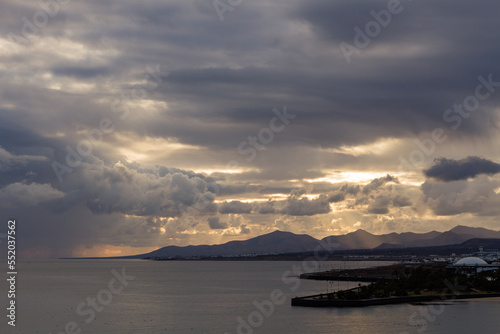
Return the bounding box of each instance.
[265,230,295,237]
[450,225,499,238]
[349,229,374,236]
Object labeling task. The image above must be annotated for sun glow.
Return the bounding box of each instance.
[116,135,200,163]
[306,171,391,184]
[193,168,258,175]
[321,138,402,157]
[70,244,159,258]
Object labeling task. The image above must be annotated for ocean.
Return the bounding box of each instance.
[2,259,500,334]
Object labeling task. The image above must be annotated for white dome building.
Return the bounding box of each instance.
[451,257,498,277]
[454,257,488,266]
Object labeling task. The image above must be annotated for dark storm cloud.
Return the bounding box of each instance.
[135,0,500,153]
[424,156,500,182]
[31,0,495,159]
[294,0,500,77]
[4,0,500,161]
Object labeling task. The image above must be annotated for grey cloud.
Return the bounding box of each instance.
[341,184,361,195]
[281,194,331,216]
[0,146,48,172]
[290,188,307,198]
[366,194,411,214]
[392,194,412,207]
[239,224,251,234]
[366,195,391,215]
[258,186,295,195]
[327,192,345,203]
[51,66,112,79]
[362,174,399,194]
[0,182,64,208]
[207,217,228,230]
[56,161,218,217]
[424,156,500,182]
[421,176,500,216]
[257,200,277,214]
[217,183,263,196]
[219,194,334,216]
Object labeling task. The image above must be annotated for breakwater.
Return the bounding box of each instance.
[291,293,500,307]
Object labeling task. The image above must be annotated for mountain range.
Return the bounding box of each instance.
[129,225,500,259]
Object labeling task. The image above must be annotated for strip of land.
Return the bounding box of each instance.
[300,263,403,281]
[293,262,500,307]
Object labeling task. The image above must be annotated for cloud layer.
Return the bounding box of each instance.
[1,0,500,257]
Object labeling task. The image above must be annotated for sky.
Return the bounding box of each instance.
[1,0,500,258]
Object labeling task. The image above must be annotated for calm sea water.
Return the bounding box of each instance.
[1,260,500,334]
